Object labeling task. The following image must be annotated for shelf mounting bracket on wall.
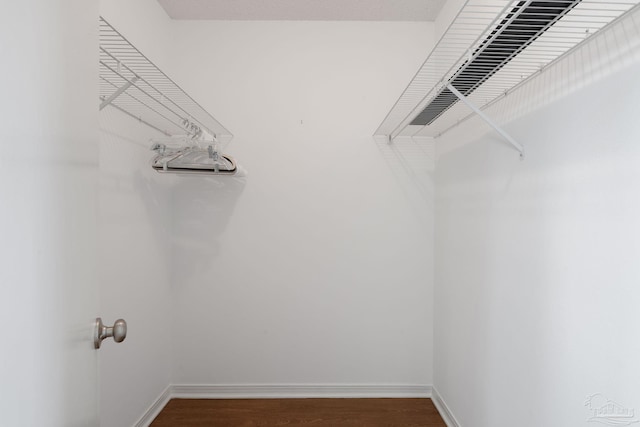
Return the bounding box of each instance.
[446,83,524,159]
[99,75,140,111]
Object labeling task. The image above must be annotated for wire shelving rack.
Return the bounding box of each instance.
[375,0,640,146]
[99,17,233,142]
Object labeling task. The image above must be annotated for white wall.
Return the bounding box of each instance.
[98,110,175,427]
[97,5,438,422]
[434,8,640,427]
[166,21,437,387]
[98,2,175,426]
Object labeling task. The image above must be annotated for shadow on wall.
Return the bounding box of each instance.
[170,175,246,285]
[99,125,175,267]
[99,107,246,287]
[132,168,174,259]
[374,135,435,220]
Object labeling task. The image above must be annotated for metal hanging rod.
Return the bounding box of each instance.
[98,17,233,142]
[375,0,640,145]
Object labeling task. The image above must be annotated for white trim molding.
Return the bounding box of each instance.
[431,386,461,427]
[134,384,435,426]
[171,384,433,399]
[134,385,172,427]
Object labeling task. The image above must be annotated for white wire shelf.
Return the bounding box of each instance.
[99,17,232,142]
[375,0,640,141]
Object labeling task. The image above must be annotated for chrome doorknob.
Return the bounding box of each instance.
[94,317,127,349]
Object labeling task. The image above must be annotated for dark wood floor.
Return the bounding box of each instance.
[150,398,447,426]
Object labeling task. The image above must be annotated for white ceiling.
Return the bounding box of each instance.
[157,0,447,22]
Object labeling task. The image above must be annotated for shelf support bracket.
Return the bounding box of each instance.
[100,76,140,111]
[446,84,524,159]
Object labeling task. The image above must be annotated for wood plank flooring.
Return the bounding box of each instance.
[150,398,446,426]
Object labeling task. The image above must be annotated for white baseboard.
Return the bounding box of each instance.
[171,383,433,399]
[134,383,434,426]
[133,385,172,427]
[431,386,461,427]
